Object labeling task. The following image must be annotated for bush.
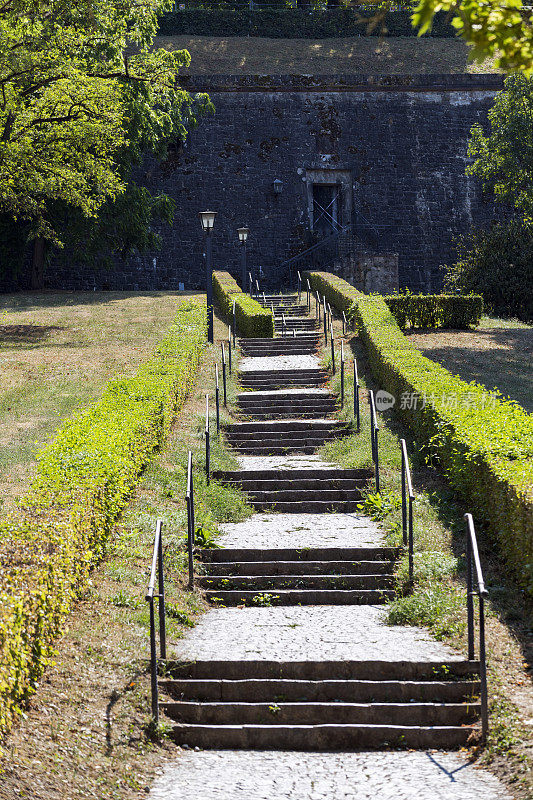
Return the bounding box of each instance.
[444,221,533,323]
[158,8,457,38]
[213,270,273,337]
[0,300,206,740]
[306,271,533,595]
[384,293,483,330]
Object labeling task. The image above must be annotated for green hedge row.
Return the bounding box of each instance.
[384,294,483,330]
[158,8,457,38]
[213,270,274,337]
[306,271,533,595]
[0,300,206,740]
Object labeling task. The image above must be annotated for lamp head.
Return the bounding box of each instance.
[237,226,249,244]
[199,210,217,232]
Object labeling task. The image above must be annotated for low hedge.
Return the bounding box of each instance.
[158,8,457,38]
[213,270,273,337]
[384,294,483,330]
[0,300,206,740]
[306,271,533,595]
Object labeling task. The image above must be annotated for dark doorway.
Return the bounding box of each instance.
[312,183,341,236]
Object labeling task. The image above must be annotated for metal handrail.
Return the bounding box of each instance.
[306,278,311,312]
[342,310,347,335]
[465,513,489,741]
[400,438,414,585]
[279,223,351,277]
[186,451,195,589]
[369,389,380,492]
[281,312,287,337]
[221,343,227,406]
[248,272,253,297]
[228,326,232,374]
[297,270,302,302]
[353,359,360,432]
[315,290,320,320]
[145,518,166,722]
[255,279,260,298]
[323,296,327,344]
[340,339,345,408]
[205,393,210,484]
[330,324,335,375]
[215,364,220,434]
[232,301,237,344]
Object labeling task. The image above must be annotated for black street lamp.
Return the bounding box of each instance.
[199,210,217,344]
[237,226,249,292]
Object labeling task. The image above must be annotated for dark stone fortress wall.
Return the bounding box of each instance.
[45,74,503,292]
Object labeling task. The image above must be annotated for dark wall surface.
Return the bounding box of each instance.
[45,74,503,293]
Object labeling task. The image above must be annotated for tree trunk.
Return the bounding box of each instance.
[31,237,45,289]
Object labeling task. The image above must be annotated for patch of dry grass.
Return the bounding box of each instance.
[0,291,201,508]
[408,316,533,414]
[156,35,500,74]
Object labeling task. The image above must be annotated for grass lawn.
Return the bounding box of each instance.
[0,291,202,509]
[156,35,499,74]
[408,315,533,414]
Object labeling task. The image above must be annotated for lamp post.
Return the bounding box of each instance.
[237,227,249,292]
[199,210,217,344]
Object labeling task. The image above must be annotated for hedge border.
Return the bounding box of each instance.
[0,300,207,740]
[384,294,483,330]
[305,270,533,595]
[213,270,274,337]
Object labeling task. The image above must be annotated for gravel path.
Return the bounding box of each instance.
[149,751,511,800]
[240,354,320,371]
[218,513,383,549]
[237,454,337,470]
[173,605,461,663]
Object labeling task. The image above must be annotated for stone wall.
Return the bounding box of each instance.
[44,73,503,293]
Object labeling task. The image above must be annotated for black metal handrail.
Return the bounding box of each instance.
[297,270,302,302]
[215,364,220,434]
[465,513,489,741]
[221,343,227,406]
[315,290,320,320]
[323,295,327,344]
[255,279,260,298]
[369,389,380,492]
[279,224,351,283]
[330,324,335,375]
[232,300,237,345]
[353,358,360,432]
[186,451,195,589]
[145,518,166,722]
[205,393,210,484]
[228,326,233,374]
[340,339,345,408]
[342,310,347,335]
[281,312,287,337]
[306,278,311,312]
[400,438,414,585]
[248,272,253,297]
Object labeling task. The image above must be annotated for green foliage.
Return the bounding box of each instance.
[212,270,274,338]
[467,75,533,221]
[0,299,206,741]
[306,270,533,596]
[384,293,483,330]
[444,221,533,323]
[388,582,465,640]
[412,0,533,73]
[159,7,457,38]
[0,0,211,241]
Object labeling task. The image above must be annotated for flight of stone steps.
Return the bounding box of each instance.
[159,292,483,750]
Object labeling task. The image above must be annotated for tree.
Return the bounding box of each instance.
[0,0,211,244]
[467,74,533,221]
[411,0,533,73]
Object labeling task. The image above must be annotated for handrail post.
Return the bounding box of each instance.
[479,593,489,742]
[205,393,210,484]
[466,521,475,661]
[323,297,327,344]
[187,451,195,589]
[306,279,311,312]
[408,492,414,586]
[369,390,380,493]
[221,344,227,407]
[340,340,345,408]
[248,272,253,297]
[401,440,407,546]
[297,270,301,302]
[157,521,166,660]
[342,311,347,335]
[315,291,319,320]
[282,313,286,337]
[255,279,260,298]
[464,513,489,741]
[354,359,360,432]
[232,301,237,346]
[215,364,220,435]
[330,326,335,375]
[228,327,232,375]
[148,599,158,722]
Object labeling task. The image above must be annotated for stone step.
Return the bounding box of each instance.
[237,408,337,420]
[201,547,400,563]
[160,678,481,703]
[204,588,395,605]
[239,337,319,345]
[162,701,480,727]
[237,396,337,406]
[250,500,365,512]
[224,439,342,454]
[198,574,394,590]
[225,419,348,432]
[167,722,476,750]
[239,380,328,389]
[239,348,319,356]
[203,560,395,576]
[162,660,480,681]
[213,469,371,481]
[218,479,369,492]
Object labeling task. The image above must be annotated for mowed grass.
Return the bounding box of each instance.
[408,316,533,414]
[156,35,499,74]
[0,291,201,508]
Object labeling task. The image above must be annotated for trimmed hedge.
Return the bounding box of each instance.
[0,300,206,740]
[158,8,457,38]
[384,294,483,330]
[213,270,274,337]
[306,271,533,595]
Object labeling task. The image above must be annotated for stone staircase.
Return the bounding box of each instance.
[257,293,319,334]
[160,292,483,751]
[159,659,481,749]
